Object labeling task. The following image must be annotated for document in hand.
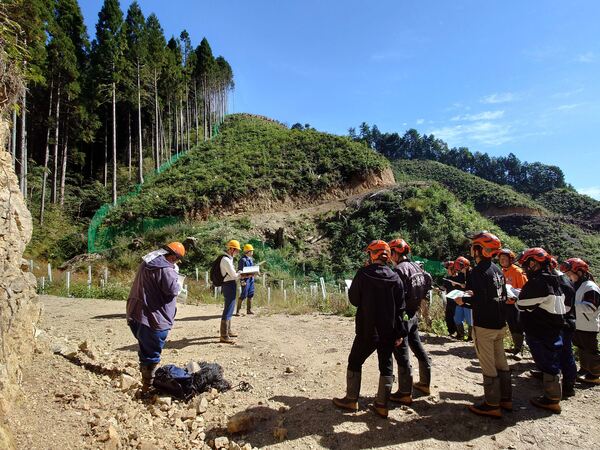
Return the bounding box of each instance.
[445,289,472,300]
[505,284,521,299]
[242,265,260,275]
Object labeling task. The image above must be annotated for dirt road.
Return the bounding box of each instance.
[8,296,600,449]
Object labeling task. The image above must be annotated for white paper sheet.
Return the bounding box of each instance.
[242,265,260,275]
[445,289,472,300]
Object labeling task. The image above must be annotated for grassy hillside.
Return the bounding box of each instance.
[493,215,600,275]
[536,188,600,229]
[393,160,546,215]
[106,114,389,225]
[321,183,525,276]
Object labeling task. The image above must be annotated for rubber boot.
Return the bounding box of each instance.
[466,325,473,342]
[468,376,502,418]
[455,323,465,341]
[138,363,159,398]
[220,320,235,344]
[498,370,513,411]
[562,380,575,399]
[227,320,238,338]
[530,373,561,414]
[372,375,394,418]
[390,365,413,405]
[247,298,254,315]
[506,333,524,360]
[413,363,431,395]
[333,370,361,411]
[581,355,600,384]
[235,299,243,316]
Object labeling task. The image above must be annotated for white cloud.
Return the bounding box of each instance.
[451,110,505,121]
[576,52,595,63]
[551,88,584,99]
[416,118,425,125]
[577,186,600,200]
[429,122,512,147]
[480,92,518,104]
[555,103,582,111]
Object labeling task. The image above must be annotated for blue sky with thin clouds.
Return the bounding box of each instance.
[80,0,600,198]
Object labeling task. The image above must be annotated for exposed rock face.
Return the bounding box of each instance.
[0,120,41,448]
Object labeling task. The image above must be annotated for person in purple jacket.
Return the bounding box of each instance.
[126,242,185,396]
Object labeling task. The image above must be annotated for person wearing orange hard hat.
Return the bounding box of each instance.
[126,241,186,396]
[560,258,600,386]
[516,248,566,413]
[215,239,246,344]
[333,240,407,419]
[452,256,473,341]
[497,248,528,359]
[455,231,510,418]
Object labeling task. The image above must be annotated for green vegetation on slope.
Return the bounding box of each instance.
[536,188,600,227]
[106,114,388,225]
[392,160,545,214]
[493,215,600,275]
[321,183,525,276]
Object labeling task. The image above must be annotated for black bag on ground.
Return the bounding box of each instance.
[153,362,231,400]
[210,255,227,287]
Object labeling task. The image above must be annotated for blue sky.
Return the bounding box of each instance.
[80,0,600,198]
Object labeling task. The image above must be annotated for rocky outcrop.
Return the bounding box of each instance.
[0,120,41,448]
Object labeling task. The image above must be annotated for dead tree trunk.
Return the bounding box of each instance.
[40,79,54,224]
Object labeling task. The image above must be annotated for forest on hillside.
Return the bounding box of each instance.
[2,0,234,224]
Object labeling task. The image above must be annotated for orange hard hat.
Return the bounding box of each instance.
[453,256,471,271]
[470,231,502,258]
[518,247,551,266]
[366,240,391,261]
[389,238,411,255]
[164,241,185,258]
[497,248,516,260]
[560,258,589,274]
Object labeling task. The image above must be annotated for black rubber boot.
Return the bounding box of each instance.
[530,373,561,414]
[247,298,254,315]
[498,369,513,411]
[235,299,243,316]
[466,325,473,342]
[506,333,524,360]
[390,365,412,405]
[562,380,575,399]
[372,375,394,418]
[469,375,502,418]
[455,323,465,341]
[139,363,159,398]
[333,370,361,411]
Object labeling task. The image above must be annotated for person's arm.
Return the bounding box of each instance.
[159,267,181,299]
[516,279,545,311]
[394,279,408,341]
[576,289,600,315]
[348,272,361,307]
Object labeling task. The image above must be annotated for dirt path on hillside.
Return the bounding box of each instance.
[8,296,600,449]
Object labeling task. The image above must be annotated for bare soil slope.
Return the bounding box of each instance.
[8,296,600,449]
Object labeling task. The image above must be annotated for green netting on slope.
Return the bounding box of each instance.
[412,256,446,277]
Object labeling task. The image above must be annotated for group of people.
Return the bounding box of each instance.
[333,231,600,419]
[124,239,257,396]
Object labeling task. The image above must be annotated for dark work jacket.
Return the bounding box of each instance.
[463,260,507,330]
[443,273,466,292]
[349,263,407,344]
[557,272,576,330]
[393,261,432,313]
[517,269,566,338]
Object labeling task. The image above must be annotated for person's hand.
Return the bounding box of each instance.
[506,298,516,305]
[455,297,464,306]
[465,290,473,297]
[394,338,403,347]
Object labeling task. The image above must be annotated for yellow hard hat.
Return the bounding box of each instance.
[227,239,241,250]
[243,244,254,253]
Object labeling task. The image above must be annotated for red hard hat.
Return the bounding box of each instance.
[388,238,411,255]
[560,258,589,274]
[518,247,551,266]
[366,240,391,261]
[453,256,471,271]
[497,248,516,260]
[470,231,502,258]
[164,241,185,258]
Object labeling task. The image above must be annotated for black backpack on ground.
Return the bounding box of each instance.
[210,255,227,287]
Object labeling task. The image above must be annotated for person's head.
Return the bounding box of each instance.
[163,241,185,263]
[226,239,241,256]
[560,258,593,283]
[453,256,470,273]
[497,248,516,269]
[388,238,410,264]
[443,260,455,276]
[366,240,391,265]
[469,231,502,262]
[518,247,551,275]
[243,243,254,257]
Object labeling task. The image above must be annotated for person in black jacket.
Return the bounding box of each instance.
[551,258,577,398]
[516,248,566,414]
[333,240,407,419]
[456,231,510,418]
[388,238,432,405]
[442,261,458,337]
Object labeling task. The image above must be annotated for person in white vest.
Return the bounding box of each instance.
[560,258,600,385]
